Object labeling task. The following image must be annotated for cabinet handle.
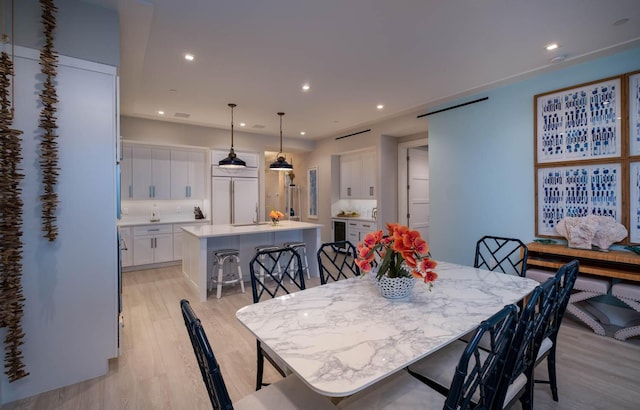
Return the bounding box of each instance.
[186,186,189,198]
[189,186,192,197]
[362,224,371,228]
[153,185,156,197]
[347,187,351,196]
[120,237,128,251]
[129,185,132,198]
[150,238,154,248]
[370,186,374,196]
[149,186,153,198]
[148,228,160,232]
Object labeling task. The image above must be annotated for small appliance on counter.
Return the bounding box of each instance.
[194,206,205,220]
[150,204,160,222]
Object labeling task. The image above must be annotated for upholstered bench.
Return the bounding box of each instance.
[611,283,640,341]
[527,268,610,335]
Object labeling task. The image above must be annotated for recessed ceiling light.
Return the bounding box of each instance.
[240,122,246,127]
[302,84,310,91]
[545,43,559,51]
[551,55,567,63]
[300,131,306,136]
[184,53,194,61]
[158,110,165,115]
[376,104,384,110]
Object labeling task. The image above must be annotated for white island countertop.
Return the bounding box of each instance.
[182,220,323,238]
[181,220,323,301]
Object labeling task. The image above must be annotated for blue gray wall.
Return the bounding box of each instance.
[429,46,640,265]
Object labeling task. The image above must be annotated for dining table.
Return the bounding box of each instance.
[235,261,539,398]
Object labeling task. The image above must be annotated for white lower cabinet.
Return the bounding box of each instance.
[132,224,174,265]
[173,221,208,261]
[346,220,377,244]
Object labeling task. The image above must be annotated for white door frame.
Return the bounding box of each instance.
[397,138,428,225]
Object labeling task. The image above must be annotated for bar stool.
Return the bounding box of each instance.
[254,245,282,286]
[283,241,310,279]
[209,249,244,299]
[612,282,640,341]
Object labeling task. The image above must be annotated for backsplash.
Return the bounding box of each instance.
[121,199,209,221]
[331,199,377,219]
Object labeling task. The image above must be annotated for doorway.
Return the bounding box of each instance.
[398,139,429,241]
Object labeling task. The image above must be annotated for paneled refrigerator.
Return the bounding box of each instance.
[211,150,260,225]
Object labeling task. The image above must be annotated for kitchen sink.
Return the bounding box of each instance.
[232,222,272,227]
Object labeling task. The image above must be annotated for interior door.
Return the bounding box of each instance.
[233,178,259,224]
[408,147,430,241]
[212,177,231,225]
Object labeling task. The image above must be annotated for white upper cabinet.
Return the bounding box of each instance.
[340,149,376,199]
[171,149,206,199]
[131,146,171,199]
[121,144,133,200]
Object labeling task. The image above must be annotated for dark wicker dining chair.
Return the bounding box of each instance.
[474,235,528,277]
[180,299,335,410]
[249,247,305,391]
[317,240,360,284]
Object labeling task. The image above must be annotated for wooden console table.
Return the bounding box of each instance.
[526,242,640,282]
[527,242,640,338]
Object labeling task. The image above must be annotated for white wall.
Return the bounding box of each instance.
[428,46,640,265]
[0,47,118,404]
[12,0,119,66]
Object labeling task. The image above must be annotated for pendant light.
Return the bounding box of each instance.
[219,103,246,168]
[270,112,293,171]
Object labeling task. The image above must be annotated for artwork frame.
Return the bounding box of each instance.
[630,71,640,156]
[630,162,640,243]
[535,163,622,237]
[307,166,318,219]
[534,76,622,164]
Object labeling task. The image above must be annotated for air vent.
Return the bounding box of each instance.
[252,124,265,129]
[174,112,190,118]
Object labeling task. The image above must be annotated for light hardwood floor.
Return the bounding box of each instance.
[2,265,639,409]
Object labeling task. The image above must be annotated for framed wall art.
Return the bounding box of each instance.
[307,166,318,219]
[535,77,622,164]
[630,72,640,156]
[630,162,640,242]
[536,163,622,236]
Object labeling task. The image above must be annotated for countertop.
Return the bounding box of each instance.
[332,216,377,223]
[182,220,323,239]
[117,215,210,227]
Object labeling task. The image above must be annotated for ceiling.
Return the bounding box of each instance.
[87,0,640,140]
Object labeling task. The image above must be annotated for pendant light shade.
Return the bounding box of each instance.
[219,103,246,169]
[270,112,293,171]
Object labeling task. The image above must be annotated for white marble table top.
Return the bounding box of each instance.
[236,261,538,397]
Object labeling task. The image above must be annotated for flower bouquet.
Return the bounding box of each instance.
[355,223,438,291]
[269,210,284,225]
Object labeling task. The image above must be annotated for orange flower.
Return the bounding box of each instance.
[269,210,284,219]
[356,222,437,290]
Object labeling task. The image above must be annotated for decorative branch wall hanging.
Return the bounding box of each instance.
[39,0,59,241]
[0,0,29,382]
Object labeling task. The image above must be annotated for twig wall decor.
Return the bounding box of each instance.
[0,0,29,381]
[39,0,59,241]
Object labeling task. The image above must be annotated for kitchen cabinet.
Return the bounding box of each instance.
[121,144,133,200]
[173,221,209,261]
[346,220,376,244]
[119,226,133,267]
[171,149,206,199]
[131,146,171,199]
[340,149,376,199]
[132,224,173,265]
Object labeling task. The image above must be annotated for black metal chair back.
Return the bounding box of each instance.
[180,299,234,410]
[499,277,559,410]
[317,240,360,284]
[534,259,579,402]
[474,235,528,277]
[445,304,519,410]
[249,247,305,303]
[249,247,305,390]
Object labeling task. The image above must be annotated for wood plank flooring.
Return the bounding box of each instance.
[2,265,639,409]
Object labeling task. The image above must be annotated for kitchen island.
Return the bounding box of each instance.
[181,221,323,301]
